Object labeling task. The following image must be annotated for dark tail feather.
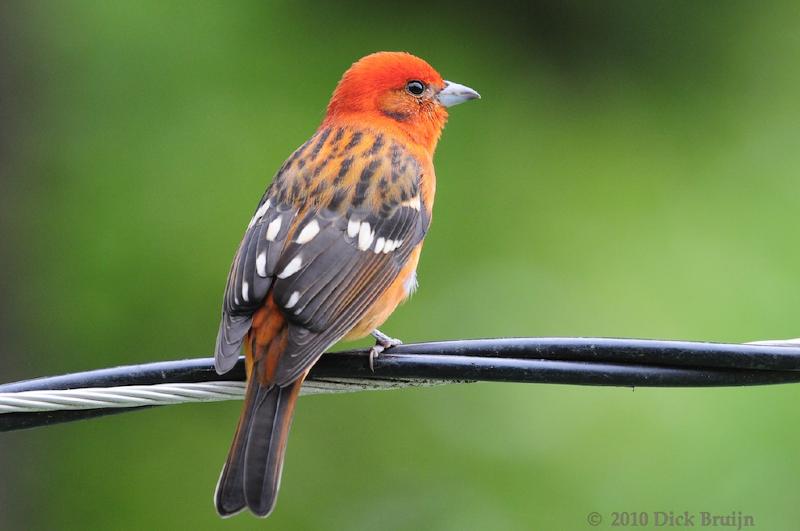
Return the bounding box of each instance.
[214,371,305,518]
[243,377,304,516]
[214,369,257,516]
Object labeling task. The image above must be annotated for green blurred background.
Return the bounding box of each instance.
[3,1,800,529]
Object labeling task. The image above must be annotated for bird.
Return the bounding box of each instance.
[213,51,479,518]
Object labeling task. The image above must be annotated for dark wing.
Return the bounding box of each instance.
[214,193,297,373]
[215,126,428,382]
[215,131,321,373]
[270,197,428,385]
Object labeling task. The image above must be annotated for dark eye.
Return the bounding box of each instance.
[406,80,425,96]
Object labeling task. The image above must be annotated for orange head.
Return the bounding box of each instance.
[324,52,479,154]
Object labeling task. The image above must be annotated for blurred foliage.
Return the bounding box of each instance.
[3,1,800,529]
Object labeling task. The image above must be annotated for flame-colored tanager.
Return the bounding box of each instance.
[213,51,479,518]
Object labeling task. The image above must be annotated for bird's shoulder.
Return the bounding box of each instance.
[215,124,431,375]
[265,125,425,217]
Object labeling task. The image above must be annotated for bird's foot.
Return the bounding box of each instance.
[369,329,403,372]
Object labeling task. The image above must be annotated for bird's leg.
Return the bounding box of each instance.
[369,329,403,372]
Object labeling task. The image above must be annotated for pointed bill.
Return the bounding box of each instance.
[437,80,480,107]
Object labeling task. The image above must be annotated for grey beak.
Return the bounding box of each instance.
[437,80,481,108]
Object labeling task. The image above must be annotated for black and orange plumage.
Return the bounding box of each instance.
[213,51,479,518]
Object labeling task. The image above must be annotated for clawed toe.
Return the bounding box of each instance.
[369,345,384,372]
[369,330,403,372]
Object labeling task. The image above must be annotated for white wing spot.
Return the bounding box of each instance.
[266,216,282,241]
[248,200,271,229]
[256,252,267,277]
[374,237,385,254]
[296,219,320,244]
[242,281,250,303]
[358,222,374,251]
[400,195,421,211]
[277,255,303,278]
[285,291,300,309]
[347,218,360,238]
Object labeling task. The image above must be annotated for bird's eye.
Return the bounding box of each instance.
[406,80,426,96]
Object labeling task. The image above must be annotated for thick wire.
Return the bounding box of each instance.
[0,377,455,414]
[3,337,800,432]
[0,382,247,413]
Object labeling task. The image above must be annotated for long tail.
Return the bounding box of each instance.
[215,371,305,517]
[215,307,306,518]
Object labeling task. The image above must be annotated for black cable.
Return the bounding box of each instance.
[3,337,800,432]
